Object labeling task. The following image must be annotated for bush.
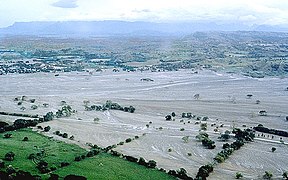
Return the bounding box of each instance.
[263,171,273,179]
[62,133,68,138]
[44,126,51,132]
[146,160,157,168]
[125,156,138,163]
[23,137,29,141]
[4,133,12,138]
[271,147,276,152]
[236,172,243,179]
[64,174,87,180]
[28,153,36,160]
[60,162,70,167]
[125,138,132,143]
[4,152,15,161]
[74,156,82,162]
[138,157,146,166]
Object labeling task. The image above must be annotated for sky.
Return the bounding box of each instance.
[0,0,288,28]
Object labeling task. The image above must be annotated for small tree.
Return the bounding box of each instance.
[5,152,15,161]
[171,112,176,117]
[236,172,243,179]
[263,171,273,179]
[4,133,12,138]
[44,126,51,132]
[182,136,189,143]
[283,172,288,179]
[271,147,276,152]
[165,115,172,121]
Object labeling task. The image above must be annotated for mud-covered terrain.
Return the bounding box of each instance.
[0,69,287,179]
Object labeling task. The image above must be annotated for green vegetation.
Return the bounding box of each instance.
[0,128,86,176]
[55,153,174,180]
[0,128,174,179]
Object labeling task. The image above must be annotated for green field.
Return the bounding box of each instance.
[0,128,175,180]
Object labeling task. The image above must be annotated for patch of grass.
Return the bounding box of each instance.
[55,153,175,180]
[0,129,175,180]
[0,128,86,176]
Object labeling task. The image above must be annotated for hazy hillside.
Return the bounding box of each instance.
[0,20,278,37]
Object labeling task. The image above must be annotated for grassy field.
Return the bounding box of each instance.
[0,128,175,179]
[55,153,175,180]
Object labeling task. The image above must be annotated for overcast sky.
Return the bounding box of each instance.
[0,0,288,28]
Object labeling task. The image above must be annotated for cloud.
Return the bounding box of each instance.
[52,0,78,8]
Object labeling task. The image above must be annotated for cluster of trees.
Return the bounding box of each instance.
[75,149,100,162]
[84,100,135,113]
[0,119,38,133]
[168,168,193,180]
[253,124,288,137]
[195,164,213,180]
[233,128,255,141]
[55,105,75,118]
[0,169,41,180]
[0,111,38,118]
[196,132,215,149]
[54,130,70,139]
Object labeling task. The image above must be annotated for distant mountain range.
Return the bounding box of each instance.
[0,20,288,37]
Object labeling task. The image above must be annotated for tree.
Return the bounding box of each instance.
[182,136,189,143]
[146,160,157,168]
[283,172,288,179]
[236,172,243,179]
[200,123,207,131]
[194,94,200,100]
[5,152,15,161]
[263,171,273,179]
[44,126,51,132]
[219,131,231,141]
[44,112,54,121]
[4,133,12,138]
[165,115,172,121]
[259,110,267,116]
[171,112,176,117]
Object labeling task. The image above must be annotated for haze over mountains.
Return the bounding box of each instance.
[1,21,288,37]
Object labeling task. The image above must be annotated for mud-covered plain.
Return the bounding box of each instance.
[0,69,287,179]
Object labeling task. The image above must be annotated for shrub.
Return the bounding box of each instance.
[74,156,82,161]
[62,133,68,138]
[271,147,276,152]
[4,133,12,138]
[23,137,29,141]
[118,141,124,145]
[146,160,157,168]
[44,126,51,132]
[180,128,185,131]
[125,138,132,143]
[236,172,243,179]
[4,152,15,161]
[263,171,273,179]
[31,105,38,110]
[165,115,172,121]
[125,156,138,162]
[60,162,70,167]
[138,157,146,166]
[55,131,60,135]
[28,153,36,160]
[64,174,87,180]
